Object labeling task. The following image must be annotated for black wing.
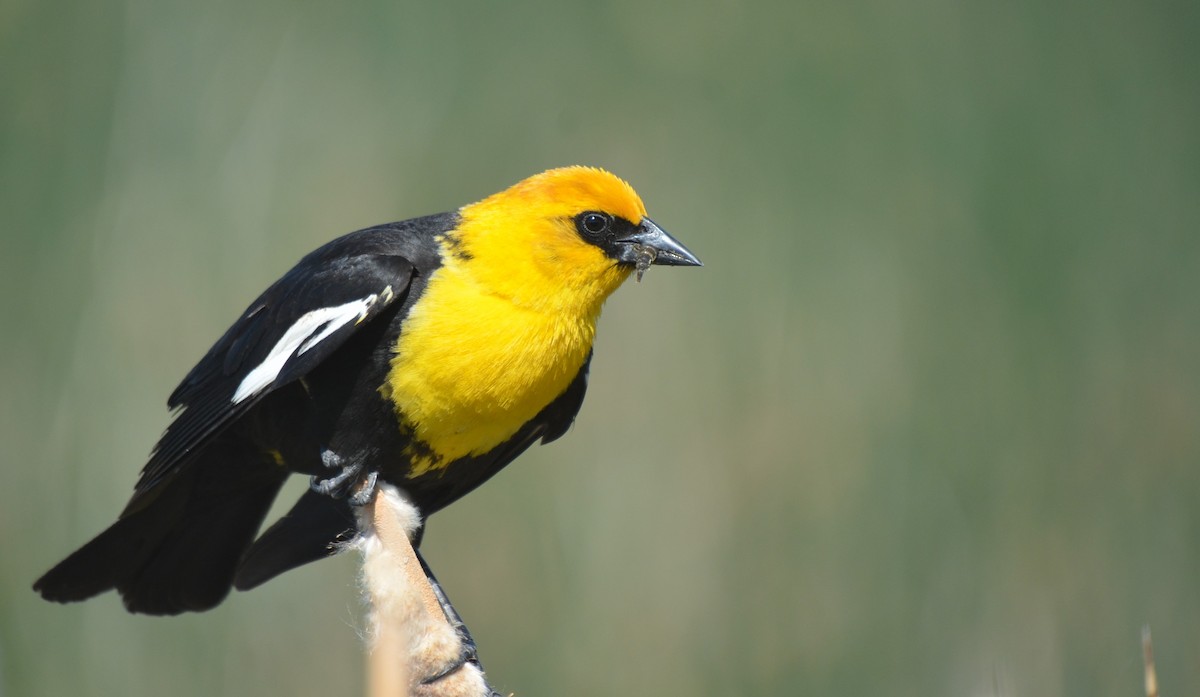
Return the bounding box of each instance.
[128,236,416,506]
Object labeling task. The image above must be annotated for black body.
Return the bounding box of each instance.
[34,213,590,614]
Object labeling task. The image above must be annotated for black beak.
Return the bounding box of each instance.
[613,218,703,267]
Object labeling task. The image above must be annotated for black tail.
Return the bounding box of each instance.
[34,435,288,615]
[233,488,359,591]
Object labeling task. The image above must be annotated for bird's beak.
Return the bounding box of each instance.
[613,218,703,268]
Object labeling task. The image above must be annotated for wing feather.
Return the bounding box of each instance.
[130,247,415,502]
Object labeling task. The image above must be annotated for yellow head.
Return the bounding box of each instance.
[386,167,700,470]
[449,166,700,314]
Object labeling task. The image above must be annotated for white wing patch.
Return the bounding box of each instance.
[231,293,381,404]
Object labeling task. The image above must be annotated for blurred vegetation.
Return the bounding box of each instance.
[2,0,1198,695]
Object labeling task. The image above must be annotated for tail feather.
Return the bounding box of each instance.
[34,435,288,615]
[34,508,174,604]
[234,488,358,591]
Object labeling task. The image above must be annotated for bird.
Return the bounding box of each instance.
[34,166,701,617]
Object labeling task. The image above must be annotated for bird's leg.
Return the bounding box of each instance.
[414,548,499,694]
[310,449,378,505]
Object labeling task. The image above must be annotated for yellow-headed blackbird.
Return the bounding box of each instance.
[34,166,700,615]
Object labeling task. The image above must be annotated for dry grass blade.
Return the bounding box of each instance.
[1142,625,1158,697]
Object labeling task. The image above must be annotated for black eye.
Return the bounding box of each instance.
[578,211,611,237]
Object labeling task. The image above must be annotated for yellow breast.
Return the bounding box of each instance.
[382,254,601,476]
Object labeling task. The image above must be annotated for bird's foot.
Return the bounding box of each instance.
[414,553,503,695]
[419,640,482,686]
[419,641,504,697]
[309,450,378,505]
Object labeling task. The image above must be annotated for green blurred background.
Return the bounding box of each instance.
[3,0,1198,694]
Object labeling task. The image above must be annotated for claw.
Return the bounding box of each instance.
[309,449,362,498]
[347,470,379,506]
[310,449,379,506]
[420,643,502,697]
[309,468,358,497]
[419,643,480,686]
